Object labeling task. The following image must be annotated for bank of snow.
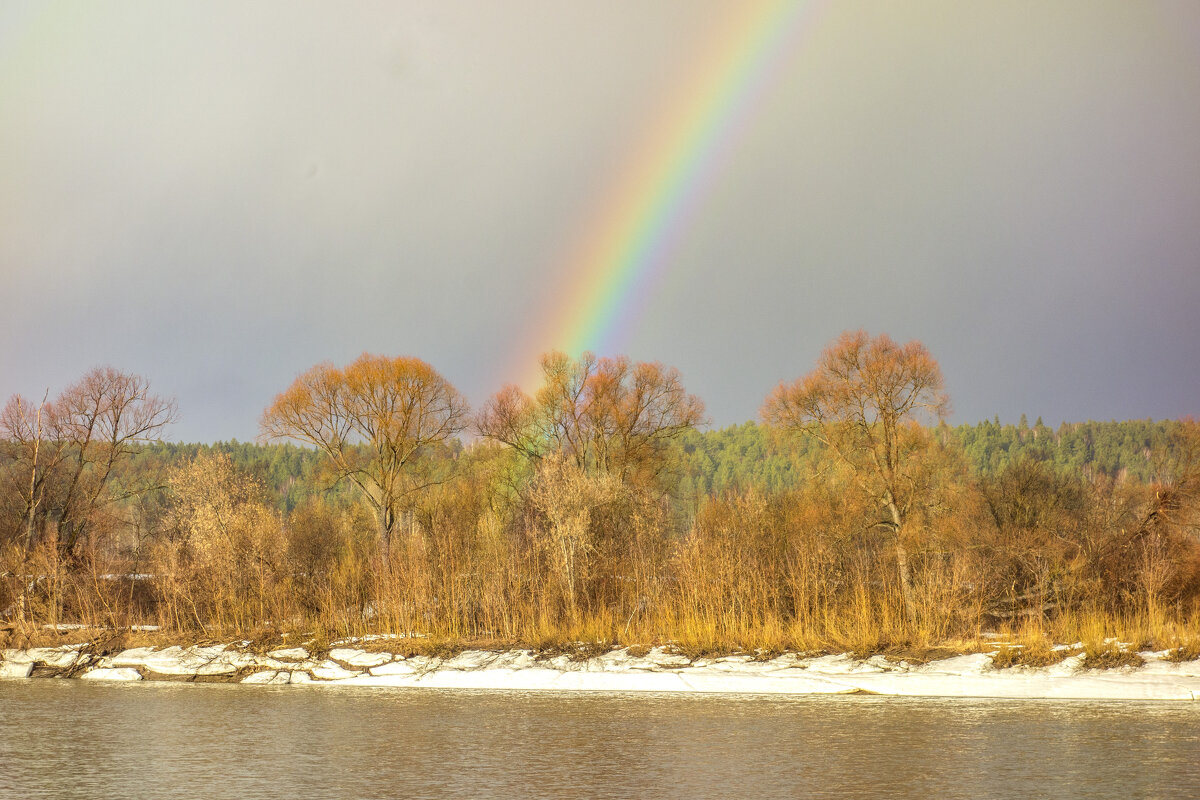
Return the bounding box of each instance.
[3,644,1199,700]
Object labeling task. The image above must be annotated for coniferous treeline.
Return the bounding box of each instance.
[94,417,1189,516]
[676,417,1184,499]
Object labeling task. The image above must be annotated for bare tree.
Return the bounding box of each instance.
[1,368,176,557]
[1,392,61,551]
[260,354,469,550]
[762,330,949,628]
[53,368,178,557]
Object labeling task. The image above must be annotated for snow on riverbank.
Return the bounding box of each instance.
[3,643,1199,700]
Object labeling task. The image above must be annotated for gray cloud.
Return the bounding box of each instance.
[2,1,1198,440]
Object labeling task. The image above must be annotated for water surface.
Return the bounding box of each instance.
[2,681,1197,798]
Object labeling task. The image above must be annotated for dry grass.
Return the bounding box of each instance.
[986,621,1079,669]
[667,640,740,663]
[1163,642,1200,663]
[880,644,972,666]
[989,642,1077,670]
[1080,642,1145,670]
[1,625,206,653]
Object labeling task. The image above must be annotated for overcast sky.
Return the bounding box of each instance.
[2,1,1198,442]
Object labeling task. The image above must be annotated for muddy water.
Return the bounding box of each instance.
[1,681,1198,798]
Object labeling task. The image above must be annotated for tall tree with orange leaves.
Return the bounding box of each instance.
[762,330,950,628]
[260,354,469,549]
[477,351,705,491]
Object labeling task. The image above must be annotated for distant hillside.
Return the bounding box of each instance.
[117,419,1185,513]
[674,418,1182,500]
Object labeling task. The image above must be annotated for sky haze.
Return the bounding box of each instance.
[2,1,1198,441]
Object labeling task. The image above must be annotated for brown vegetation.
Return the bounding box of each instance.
[478,351,705,490]
[260,353,469,551]
[763,330,951,628]
[3,342,1200,660]
[1,367,176,558]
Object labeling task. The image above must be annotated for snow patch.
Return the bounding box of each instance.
[0,661,34,679]
[268,647,310,661]
[800,654,887,674]
[311,662,362,681]
[20,647,81,669]
[369,661,417,676]
[242,670,291,685]
[81,668,143,681]
[441,651,495,670]
[919,653,992,675]
[113,645,253,676]
[3,642,1200,700]
[328,648,391,668]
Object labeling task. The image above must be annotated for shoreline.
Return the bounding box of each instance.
[3,642,1200,700]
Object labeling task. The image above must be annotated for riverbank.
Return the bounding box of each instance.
[3,640,1200,700]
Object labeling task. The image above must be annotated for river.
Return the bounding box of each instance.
[2,681,1198,798]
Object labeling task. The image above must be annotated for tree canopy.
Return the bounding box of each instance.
[477,351,705,491]
[1,367,176,556]
[260,353,469,547]
[762,330,951,626]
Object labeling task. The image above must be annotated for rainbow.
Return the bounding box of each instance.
[512,0,826,389]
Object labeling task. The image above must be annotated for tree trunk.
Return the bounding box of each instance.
[25,469,37,552]
[377,506,395,559]
[894,537,918,630]
[887,499,919,630]
[24,397,45,552]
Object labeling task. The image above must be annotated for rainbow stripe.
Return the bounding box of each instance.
[513,0,825,388]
